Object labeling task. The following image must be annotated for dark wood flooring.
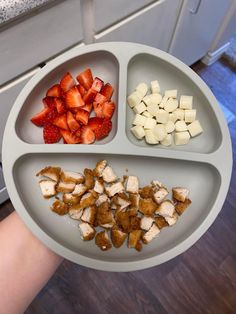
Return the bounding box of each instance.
[1,58,236,314]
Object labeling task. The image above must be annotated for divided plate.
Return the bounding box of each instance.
[2,42,232,272]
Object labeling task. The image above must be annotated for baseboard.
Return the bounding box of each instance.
[201,42,230,65]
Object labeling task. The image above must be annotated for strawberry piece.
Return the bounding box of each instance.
[102,101,116,119]
[83,88,97,104]
[31,107,57,127]
[81,126,95,144]
[74,128,81,138]
[91,77,104,92]
[60,129,81,144]
[67,111,80,132]
[60,72,75,92]
[43,97,56,109]
[54,98,66,114]
[75,109,89,125]
[46,84,62,97]
[77,84,86,97]
[94,118,112,140]
[93,102,104,118]
[65,86,85,108]
[53,114,68,130]
[76,68,93,90]
[43,123,61,144]
[100,83,114,100]
[81,103,93,113]
[94,93,107,104]
[87,117,104,131]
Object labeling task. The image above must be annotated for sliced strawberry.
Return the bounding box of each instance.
[93,102,104,118]
[60,72,75,92]
[54,98,66,114]
[77,84,86,97]
[31,107,57,127]
[53,114,69,130]
[43,123,61,144]
[67,111,80,132]
[65,86,85,108]
[91,77,104,92]
[76,68,93,90]
[81,103,93,113]
[100,83,114,100]
[94,118,112,140]
[60,129,81,144]
[102,101,116,119]
[75,109,89,125]
[46,84,62,97]
[94,93,107,104]
[87,117,104,131]
[83,88,97,104]
[74,127,81,138]
[81,126,95,144]
[43,96,56,109]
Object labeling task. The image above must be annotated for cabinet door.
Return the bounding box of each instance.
[94,0,182,52]
[169,0,232,65]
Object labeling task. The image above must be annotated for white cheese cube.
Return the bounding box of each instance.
[165,89,177,98]
[144,118,156,130]
[164,98,178,113]
[145,130,159,145]
[187,120,203,137]
[131,125,145,139]
[153,124,167,141]
[161,134,172,146]
[133,114,147,126]
[151,80,160,94]
[142,95,152,106]
[173,109,185,120]
[179,95,193,109]
[174,131,190,145]
[143,94,162,106]
[175,120,188,132]
[169,112,178,123]
[159,95,168,109]
[135,82,148,97]
[147,103,159,116]
[127,91,142,108]
[156,109,169,124]
[142,111,153,118]
[185,109,196,123]
[165,120,175,133]
[133,102,146,114]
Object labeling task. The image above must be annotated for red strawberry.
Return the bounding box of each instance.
[93,102,104,118]
[91,77,104,92]
[65,86,85,108]
[53,114,69,130]
[83,88,97,103]
[60,129,81,144]
[67,111,80,132]
[94,93,107,104]
[74,128,81,138]
[75,109,89,125]
[43,97,56,109]
[100,83,113,100]
[81,126,95,144]
[43,123,61,143]
[94,118,112,140]
[76,68,93,90]
[54,98,66,114]
[77,84,86,97]
[31,107,57,126]
[81,103,93,113]
[87,117,104,131]
[60,72,75,92]
[46,84,62,97]
[102,101,115,119]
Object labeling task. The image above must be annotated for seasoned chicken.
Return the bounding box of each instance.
[61,171,84,184]
[69,205,83,220]
[36,166,61,182]
[139,186,153,199]
[111,195,130,210]
[172,187,189,202]
[139,198,157,216]
[93,179,104,194]
[128,230,142,249]
[140,216,155,231]
[96,201,115,228]
[95,230,112,251]
[51,199,69,215]
[142,224,160,244]
[153,188,168,204]
[72,184,87,196]
[126,176,139,194]
[63,193,80,205]
[84,168,95,189]
[56,181,76,193]
[130,216,141,231]
[165,212,178,226]
[105,182,124,197]
[79,222,96,241]
[175,198,192,215]
[102,166,117,183]
[81,205,97,225]
[39,180,57,198]
[111,226,127,248]
[93,160,107,177]
[115,210,131,233]
[151,180,163,188]
[155,216,168,229]
[129,193,140,209]
[95,194,109,206]
[80,192,96,209]
[156,200,175,218]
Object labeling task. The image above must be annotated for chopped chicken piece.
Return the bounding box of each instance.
[156,200,175,218]
[61,171,84,184]
[96,201,114,228]
[84,168,95,189]
[56,181,75,193]
[139,198,157,216]
[135,241,142,252]
[140,216,155,231]
[155,216,168,229]
[102,166,117,183]
[51,199,69,215]
[72,184,87,196]
[79,222,96,241]
[165,212,178,226]
[36,166,61,182]
[63,193,80,205]
[93,179,104,194]
[93,160,107,177]
[175,198,192,215]
[39,180,57,198]
[129,193,140,209]
[172,187,189,202]
[116,211,131,233]
[130,216,141,231]
[81,205,97,225]
[128,230,142,248]
[95,194,109,206]
[95,230,112,250]
[105,182,124,197]
[69,205,83,220]
[127,207,138,216]
[142,224,160,244]
[153,188,168,204]
[139,186,153,198]
[111,195,130,210]
[126,176,139,193]
[118,192,130,201]
[80,192,96,209]
[151,180,163,188]
[111,226,127,248]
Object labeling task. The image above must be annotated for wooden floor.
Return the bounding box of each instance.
[1,58,236,314]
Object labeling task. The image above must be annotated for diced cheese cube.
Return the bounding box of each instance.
[142,111,153,118]
[143,94,162,106]
[174,131,190,145]
[135,82,148,97]
[159,95,168,109]
[164,98,178,113]
[169,112,178,123]
[165,120,175,133]
[133,114,147,126]
[147,103,159,116]
[175,120,188,132]
[144,118,156,130]
[179,95,193,109]
[156,109,169,124]
[127,91,142,108]
[153,124,167,141]
[187,120,203,137]
[145,130,159,144]
[173,109,185,120]
[133,102,146,114]
[185,109,196,123]
[131,125,145,139]
[165,89,177,98]
[161,134,172,146]
[151,80,160,94]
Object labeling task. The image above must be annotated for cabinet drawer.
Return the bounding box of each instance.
[0,0,83,85]
[94,0,182,52]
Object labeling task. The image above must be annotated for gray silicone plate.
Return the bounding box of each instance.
[2,42,232,272]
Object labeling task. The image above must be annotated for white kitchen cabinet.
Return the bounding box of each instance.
[169,0,232,65]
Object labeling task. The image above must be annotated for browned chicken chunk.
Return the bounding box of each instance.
[175,198,192,215]
[115,211,131,233]
[95,230,112,251]
[84,168,95,189]
[80,192,96,209]
[139,186,153,199]
[139,198,157,216]
[39,180,57,198]
[128,230,142,249]
[96,201,114,228]
[111,226,127,248]
[155,216,168,229]
[81,205,97,225]
[93,160,107,177]
[56,181,76,193]
[60,171,84,184]
[79,223,96,241]
[63,193,80,205]
[172,187,189,202]
[36,166,61,182]
[51,199,69,215]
